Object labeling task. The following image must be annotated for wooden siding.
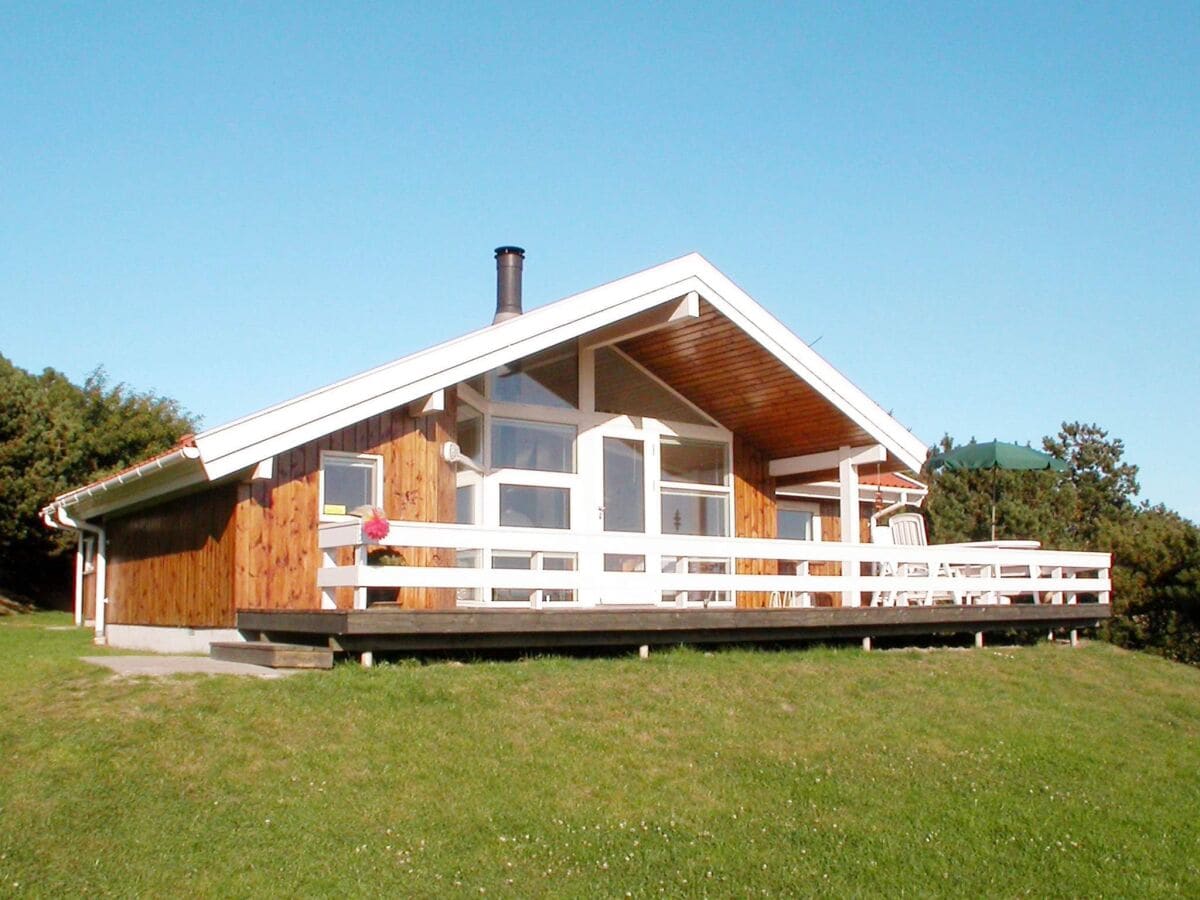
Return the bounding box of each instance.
[105,484,239,627]
[732,435,778,608]
[81,570,96,622]
[619,301,890,462]
[234,392,458,614]
[808,500,876,607]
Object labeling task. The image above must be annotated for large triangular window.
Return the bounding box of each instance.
[593,346,714,425]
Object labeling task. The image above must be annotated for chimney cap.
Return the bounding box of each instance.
[494,245,525,258]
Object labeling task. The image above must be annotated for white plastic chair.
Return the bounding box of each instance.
[888,513,928,547]
[878,513,973,606]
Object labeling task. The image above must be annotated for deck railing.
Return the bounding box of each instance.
[316,520,1112,611]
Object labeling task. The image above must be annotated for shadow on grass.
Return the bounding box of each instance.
[357,627,1097,667]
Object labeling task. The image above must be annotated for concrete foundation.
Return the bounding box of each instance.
[103,625,245,655]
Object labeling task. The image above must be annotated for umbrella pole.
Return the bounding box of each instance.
[990,466,998,541]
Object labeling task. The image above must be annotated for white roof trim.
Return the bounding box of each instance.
[688,262,928,470]
[53,253,929,514]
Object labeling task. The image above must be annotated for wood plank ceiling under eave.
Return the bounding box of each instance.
[617,300,889,464]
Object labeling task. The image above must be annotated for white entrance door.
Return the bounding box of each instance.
[578,423,659,605]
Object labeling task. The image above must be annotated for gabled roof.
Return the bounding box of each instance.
[46,253,928,519]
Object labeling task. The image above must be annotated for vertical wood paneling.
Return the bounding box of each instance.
[81,571,96,621]
[232,391,459,613]
[807,500,841,607]
[732,435,778,609]
[105,484,239,627]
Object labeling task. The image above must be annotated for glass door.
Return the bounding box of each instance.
[574,428,656,605]
[595,435,657,604]
[603,437,645,533]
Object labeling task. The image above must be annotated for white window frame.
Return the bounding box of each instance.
[454,345,736,607]
[658,436,733,538]
[318,450,384,522]
[778,499,822,541]
[490,416,577,474]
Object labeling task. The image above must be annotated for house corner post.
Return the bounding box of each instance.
[838,448,860,608]
[93,527,108,645]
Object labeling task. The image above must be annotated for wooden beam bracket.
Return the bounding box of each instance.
[407,389,446,418]
[582,292,701,349]
[768,444,886,479]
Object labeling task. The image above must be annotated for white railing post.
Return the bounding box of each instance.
[838,450,861,608]
[320,546,338,610]
[353,540,368,610]
[531,550,544,609]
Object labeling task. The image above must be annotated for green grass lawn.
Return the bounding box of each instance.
[1,613,1198,897]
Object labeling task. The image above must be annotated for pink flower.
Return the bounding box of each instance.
[362,508,390,542]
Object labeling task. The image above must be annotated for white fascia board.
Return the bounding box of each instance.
[44,447,206,522]
[197,258,710,480]
[685,257,929,471]
[194,250,925,482]
[59,460,210,520]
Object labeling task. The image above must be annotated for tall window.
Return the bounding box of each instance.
[320,452,382,518]
[660,438,729,536]
[603,437,645,532]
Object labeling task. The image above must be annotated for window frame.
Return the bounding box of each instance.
[658,436,733,538]
[490,416,577,474]
[318,450,384,522]
[777,499,822,542]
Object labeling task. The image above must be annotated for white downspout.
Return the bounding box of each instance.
[73,533,84,626]
[43,506,108,644]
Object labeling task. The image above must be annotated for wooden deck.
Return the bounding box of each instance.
[237,604,1112,654]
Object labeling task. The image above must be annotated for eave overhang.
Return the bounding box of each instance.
[47,253,928,522]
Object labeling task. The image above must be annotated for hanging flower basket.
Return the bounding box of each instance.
[361,507,390,543]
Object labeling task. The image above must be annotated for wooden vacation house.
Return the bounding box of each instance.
[43,250,1111,659]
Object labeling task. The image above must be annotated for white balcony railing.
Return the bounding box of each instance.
[317,520,1112,611]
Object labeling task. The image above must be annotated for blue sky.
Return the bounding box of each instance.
[3,3,1197,520]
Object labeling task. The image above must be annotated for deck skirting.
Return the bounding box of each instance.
[237,604,1111,653]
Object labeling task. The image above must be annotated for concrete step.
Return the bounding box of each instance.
[209,641,333,670]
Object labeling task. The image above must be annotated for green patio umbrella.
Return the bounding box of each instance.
[927,439,1067,540]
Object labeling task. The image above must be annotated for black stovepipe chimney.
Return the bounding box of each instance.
[493,246,525,323]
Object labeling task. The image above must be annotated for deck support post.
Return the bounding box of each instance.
[638,644,650,659]
[1070,629,1079,647]
[360,651,374,668]
[862,636,872,652]
[974,631,984,649]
